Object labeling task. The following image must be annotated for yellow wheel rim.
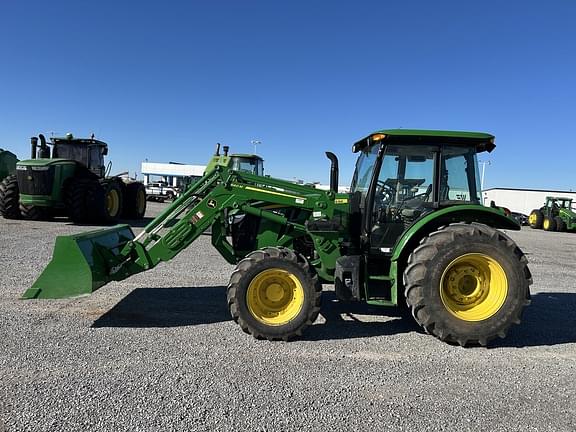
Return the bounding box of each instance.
[528,213,537,225]
[543,219,550,229]
[247,268,304,326]
[106,189,120,216]
[136,189,146,214]
[440,253,508,322]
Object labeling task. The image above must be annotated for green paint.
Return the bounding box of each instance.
[27,128,519,323]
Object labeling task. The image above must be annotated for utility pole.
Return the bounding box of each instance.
[250,139,262,155]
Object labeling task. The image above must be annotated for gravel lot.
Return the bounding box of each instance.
[1,202,575,431]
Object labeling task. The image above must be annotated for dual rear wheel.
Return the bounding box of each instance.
[66,179,146,223]
[529,209,567,232]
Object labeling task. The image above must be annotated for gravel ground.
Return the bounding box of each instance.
[0,202,575,431]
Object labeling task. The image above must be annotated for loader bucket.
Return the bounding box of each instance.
[22,225,135,299]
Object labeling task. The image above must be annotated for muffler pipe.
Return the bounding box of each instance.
[30,137,38,159]
[38,134,50,158]
[325,152,339,193]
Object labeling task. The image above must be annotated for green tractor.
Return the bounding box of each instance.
[25,129,531,346]
[0,133,146,223]
[0,148,18,181]
[529,196,576,232]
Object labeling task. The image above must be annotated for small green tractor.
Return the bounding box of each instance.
[0,133,146,223]
[26,129,532,346]
[529,196,576,232]
[0,148,18,181]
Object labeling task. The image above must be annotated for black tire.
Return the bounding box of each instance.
[528,209,543,229]
[65,178,93,223]
[20,204,52,221]
[403,223,532,346]
[96,180,124,224]
[555,217,566,232]
[122,182,147,219]
[227,247,322,341]
[0,175,21,219]
[543,216,556,232]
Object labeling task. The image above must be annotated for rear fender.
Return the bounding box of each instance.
[391,205,520,263]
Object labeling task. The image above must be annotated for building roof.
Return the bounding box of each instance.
[483,187,576,194]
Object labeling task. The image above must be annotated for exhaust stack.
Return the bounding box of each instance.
[325,152,339,193]
[38,134,50,158]
[30,137,38,159]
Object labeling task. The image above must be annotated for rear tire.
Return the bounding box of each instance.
[543,216,556,231]
[528,209,543,229]
[555,217,566,232]
[122,182,147,219]
[96,180,124,224]
[0,175,21,219]
[403,223,532,346]
[227,247,322,341]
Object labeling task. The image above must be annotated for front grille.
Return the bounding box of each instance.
[16,166,55,195]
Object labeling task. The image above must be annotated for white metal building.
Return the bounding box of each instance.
[482,188,576,215]
[141,162,206,186]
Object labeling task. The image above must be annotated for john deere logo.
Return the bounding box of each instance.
[207,199,217,209]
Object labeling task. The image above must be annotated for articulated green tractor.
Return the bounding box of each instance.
[25,129,532,346]
[0,134,146,223]
[529,196,576,232]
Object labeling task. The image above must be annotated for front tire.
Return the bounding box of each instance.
[403,223,532,346]
[227,247,322,341]
[65,178,93,223]
[20,204,52,221]
[0,174,21,219]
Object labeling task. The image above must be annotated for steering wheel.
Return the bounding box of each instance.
[375,180,395,206]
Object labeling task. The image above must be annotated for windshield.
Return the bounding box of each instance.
[232,157,264,176]
[54,144,88,162]
[351,144,379,200]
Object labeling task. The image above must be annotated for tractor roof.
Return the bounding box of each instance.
[51,137,108,148]
[352,129,495,153]
[231,153,263,161]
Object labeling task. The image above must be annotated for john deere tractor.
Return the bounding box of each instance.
[0,133,146,223]
[529,196,576,232]
[26,129,531,346]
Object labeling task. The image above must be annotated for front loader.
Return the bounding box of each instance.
[25,129,532,346]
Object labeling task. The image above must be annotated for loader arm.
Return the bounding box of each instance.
[24,165,346,299]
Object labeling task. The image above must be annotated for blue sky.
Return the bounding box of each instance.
[1,1,575,189]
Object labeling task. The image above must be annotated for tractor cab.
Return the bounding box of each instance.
[230,154,264,176]
[50,133,108,177]
[545,196,572,210]
[350,130,495,250]
[205,143,264,176]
